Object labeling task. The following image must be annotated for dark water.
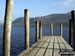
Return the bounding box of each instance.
[0,26,69,56]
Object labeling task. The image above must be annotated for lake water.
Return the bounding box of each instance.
[0,26,69,56]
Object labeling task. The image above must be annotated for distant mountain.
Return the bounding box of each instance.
[0,19,4,24]
[13,12,71,27]
[0,22,3,26]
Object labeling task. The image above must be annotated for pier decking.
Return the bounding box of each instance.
[18,36,73,56]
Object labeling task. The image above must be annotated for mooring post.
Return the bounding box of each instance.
[71,10,75,50]
[3,0,13,56]
[50,24,53,36]
[24,9,29,49]
[60,24,63,37]
[35,20,39,42]
[40,21,42,39]
[69,19,73,46]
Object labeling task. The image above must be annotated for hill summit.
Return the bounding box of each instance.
[13,12,71,26]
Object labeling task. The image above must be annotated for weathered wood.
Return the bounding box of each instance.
[35,20,39,42]
[39,21,42,39]
[26,37,48,56]
[35,37,51,56]
[18,36,73,56]
[50,24,53,36]
[69,19,73,46]
[24,9,29,49]
[18,37,48,56]
[45,36,54,56]
[71,10,75,50]
[60,24,63,37]
[3,0,13,56]
[58,37,66,51]
[61,37,73,50]
[54,37,59,56]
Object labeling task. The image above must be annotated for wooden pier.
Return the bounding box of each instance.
[17,10,74,56]
[2,0,75,56]
[17,10,75,56]
[18,36,73,56]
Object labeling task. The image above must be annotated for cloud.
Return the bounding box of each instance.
[62,0,74,7]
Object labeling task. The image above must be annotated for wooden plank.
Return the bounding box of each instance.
[46,36,51,43]
[18,36,73,56]
[45,36,54,56]
[60,37,73,50]
[53,36,60,56]
[25,37,49,56]
[26,42,45,56]
[35,37,51,56]
[58,37,66,51]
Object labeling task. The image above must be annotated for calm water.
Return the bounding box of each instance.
[0,26,69,56]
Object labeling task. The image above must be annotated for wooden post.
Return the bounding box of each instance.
[24,9,29,49]
[35,20,39,42]
[69,19,73,46]
[3,0,13,56]
[50,24,53,36]
[71,10,75,50]
[60,24,63,37]
[40,21,42,39]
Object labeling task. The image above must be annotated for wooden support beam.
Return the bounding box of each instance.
[3,0,13,56]
[69,19,73,46]
[35,20,39,42]
[39,21,42,39]
[50,24,53,36]
[24,9,29,49]
[71,10,75,50]
[60,24,63,37]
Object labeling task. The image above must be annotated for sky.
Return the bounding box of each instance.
[0,0,75,23]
